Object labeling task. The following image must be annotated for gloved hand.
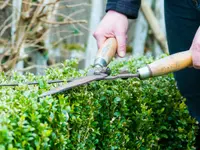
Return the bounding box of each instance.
[93,10,128,57]
[190,27,200,69]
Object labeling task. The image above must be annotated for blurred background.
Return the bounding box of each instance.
[0,0,167,75]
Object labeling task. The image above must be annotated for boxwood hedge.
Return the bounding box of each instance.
[0,56,198,150]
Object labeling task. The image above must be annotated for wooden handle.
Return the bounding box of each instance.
[94,38,117,67]
[149,50,192,77]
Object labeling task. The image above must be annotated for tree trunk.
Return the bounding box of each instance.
[141,0,168,53]
[12,0,24,73]
[85,0,103,68]
[44,0,59,64]
[153,0,166,57]
[132,0,153,56]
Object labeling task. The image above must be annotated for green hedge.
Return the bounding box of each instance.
[0,57,198,150]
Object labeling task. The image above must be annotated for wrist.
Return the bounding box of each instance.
[107,10,128,19]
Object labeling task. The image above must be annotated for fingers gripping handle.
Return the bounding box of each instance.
[138,50,192,79]
[94,38,117,67]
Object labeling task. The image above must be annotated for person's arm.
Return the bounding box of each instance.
[106,0,141,19]
[190,27,200,69]
[93,0,141,57]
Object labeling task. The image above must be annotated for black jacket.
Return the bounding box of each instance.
[106,0,141,19]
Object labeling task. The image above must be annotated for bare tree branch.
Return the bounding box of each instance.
[40,18,87,25]
[16,63,63,72]
[53,33,84,46]
[0,0,10,10]
[22,0,59,6]
[0,38,9,45]
[65,3,90,8]
[0,23,12,37]
[0,14,12,31]
[68,9,85,18]
[0,0,87,72]
[141,0,168,53]
[52,11,89,31]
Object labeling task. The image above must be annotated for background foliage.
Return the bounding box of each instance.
[0,0,167,74]
[0,57,198,150]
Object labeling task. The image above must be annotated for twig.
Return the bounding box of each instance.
[0,14,12,32]
[65,3,90,8]
[0,23,12,37]
[16,63,63,72]
[22,0,59,6]
[0,38,8,45]
[68,9,85,18]
[27,29,50,46]
[53,11,89,31]
[23,44,46,50]
[53,33,84,46]
[0,0,10,10]
[17,65,47,71]
[18,54,28,61]
[0,1,11,7]
[40,18,87,25]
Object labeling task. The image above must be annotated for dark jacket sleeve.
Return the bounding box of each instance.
[106,0,141,19]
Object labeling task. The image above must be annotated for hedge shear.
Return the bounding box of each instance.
[0,38,192,97]
[38,38,192,97]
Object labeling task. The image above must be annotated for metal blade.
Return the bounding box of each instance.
[39,74,108,97]
[104,73,139,80]
[0,80,66,86]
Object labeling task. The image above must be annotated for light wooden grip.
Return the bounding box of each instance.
[149,50,192,77]
[95,38,117,66]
